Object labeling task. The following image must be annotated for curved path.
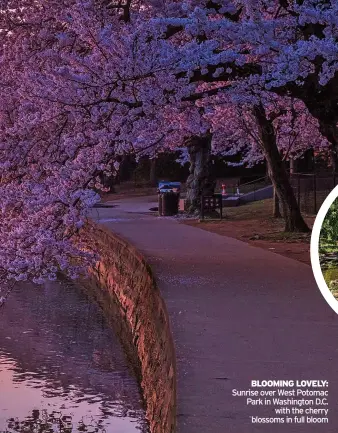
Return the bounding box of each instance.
[92,196,338,433]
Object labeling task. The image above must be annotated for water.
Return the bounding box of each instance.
[0,280,148,433]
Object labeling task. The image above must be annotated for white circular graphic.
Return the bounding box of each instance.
[311,184,338,315]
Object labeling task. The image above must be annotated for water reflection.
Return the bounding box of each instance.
[0,280,148,432]
[6,409,106,433]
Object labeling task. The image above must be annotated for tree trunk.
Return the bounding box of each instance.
[253,103,309,232]
[119,154,136,182]
[149,157,157,186]
[289,157,296,174]
[185,134,215,214]
[273,188,282,218]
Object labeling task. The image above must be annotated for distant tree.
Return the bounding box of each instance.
[321,199,338,244]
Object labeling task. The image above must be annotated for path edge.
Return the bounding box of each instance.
[80,220,177,433]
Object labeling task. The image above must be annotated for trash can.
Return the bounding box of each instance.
[159,191,180,216]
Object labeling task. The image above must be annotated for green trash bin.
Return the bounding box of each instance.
[159,191,180,216]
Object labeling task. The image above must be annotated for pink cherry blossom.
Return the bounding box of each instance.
[1,1,336,291]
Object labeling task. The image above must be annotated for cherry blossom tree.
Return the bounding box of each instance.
[210,97,328,167]
[1,0,336,292]
[0,0,203,290]
[141,0,338,226]
[147,0,338,230]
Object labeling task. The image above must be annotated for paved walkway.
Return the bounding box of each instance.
[92,196,338,433]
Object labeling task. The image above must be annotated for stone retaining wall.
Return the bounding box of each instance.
[80,221,176,433]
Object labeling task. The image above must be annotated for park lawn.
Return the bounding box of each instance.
[101,182,157,201]
[182,199,315,265]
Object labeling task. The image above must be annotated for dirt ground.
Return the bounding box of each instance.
[182,199,315,266]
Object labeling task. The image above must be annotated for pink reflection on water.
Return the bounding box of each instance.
[0,281,148,433]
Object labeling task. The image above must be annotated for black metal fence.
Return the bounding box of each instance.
[290,172,338,215]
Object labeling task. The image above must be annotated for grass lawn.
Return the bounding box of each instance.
[323,268,338,300]
[319,241,338,298]
[101,182,157,202]
[182,199,315,265]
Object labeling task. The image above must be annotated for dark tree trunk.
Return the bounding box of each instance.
[273,188,282,218]
[253,103,309,232]
[289,157,296,174]
[119,154,136,182]
[149,157,157,186]
[185,134,215,214]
